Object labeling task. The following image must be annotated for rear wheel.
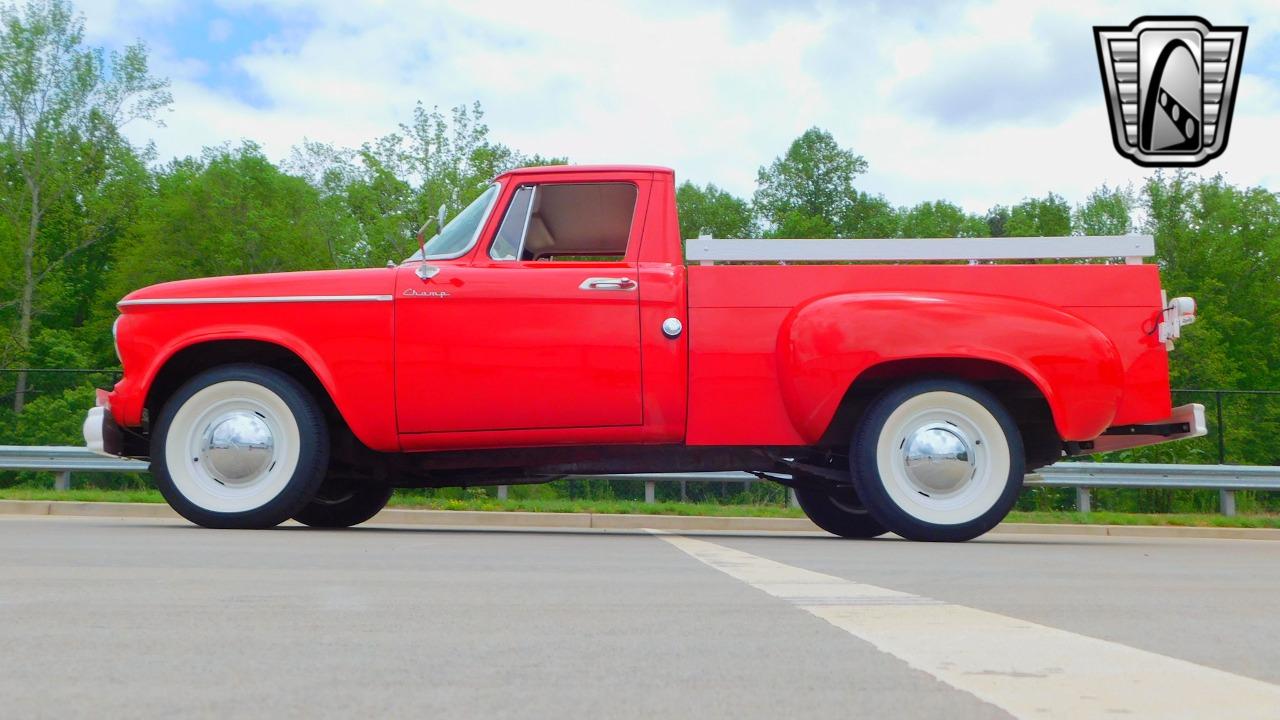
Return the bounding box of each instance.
[293,479,393,528]
[850,378,1024,542]
[151,364,329,529]
[793,482,887,539]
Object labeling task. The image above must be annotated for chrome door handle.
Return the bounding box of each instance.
[579,276,636,291]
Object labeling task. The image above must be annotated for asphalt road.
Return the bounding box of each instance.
[2,516,1279,719]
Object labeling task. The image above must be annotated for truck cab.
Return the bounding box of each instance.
[88,165,1203,541]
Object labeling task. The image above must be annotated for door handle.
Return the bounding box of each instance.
[579,277,636,291]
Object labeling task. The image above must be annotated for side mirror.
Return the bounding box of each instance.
[412,204,450,262]
[415,220,432,261]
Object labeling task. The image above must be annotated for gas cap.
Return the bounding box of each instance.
[661,317,683,339]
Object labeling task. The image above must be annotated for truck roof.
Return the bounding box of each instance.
[498,164,674,179]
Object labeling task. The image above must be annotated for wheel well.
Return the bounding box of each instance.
[145,340,340,433]
[819,358,1063,471]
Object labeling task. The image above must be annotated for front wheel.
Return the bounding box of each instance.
[850,379,1024,542]
[151,364,330,529]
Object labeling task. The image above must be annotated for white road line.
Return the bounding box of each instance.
[651,531,1280,720]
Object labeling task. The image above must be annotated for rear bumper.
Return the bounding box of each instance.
[83,390,124,457]
[1083,403,1207,454]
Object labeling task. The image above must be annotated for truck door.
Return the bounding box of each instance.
[395,180,646,435]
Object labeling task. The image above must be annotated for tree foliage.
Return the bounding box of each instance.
[1005,193,1071,237]
[675,181,756,241]
[0,0,169,409]
[752,127,894,238]
[897,200,988,238]
[107,143,341,298]
[1073,185,1134,236]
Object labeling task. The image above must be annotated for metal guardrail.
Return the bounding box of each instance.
[1029,462,1280,516]
[2,447,1277,516]
[0,445,148,490]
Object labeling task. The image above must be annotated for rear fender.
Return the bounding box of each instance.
[777,291,1124,443]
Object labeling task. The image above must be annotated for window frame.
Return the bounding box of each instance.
[419,181,504,261]
[489,185,539,261]
[483,180,640,264]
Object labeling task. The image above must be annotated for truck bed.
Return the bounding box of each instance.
[684,262,1170,447]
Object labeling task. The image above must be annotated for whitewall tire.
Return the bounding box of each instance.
[151,364,329,529]
[851,379,1023,542]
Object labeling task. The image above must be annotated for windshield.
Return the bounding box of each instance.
[409,183,501,260]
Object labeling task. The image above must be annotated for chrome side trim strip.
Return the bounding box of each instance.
[118,294,393,307]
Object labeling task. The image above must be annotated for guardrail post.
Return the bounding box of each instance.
[644,481,656,504]
[1215,391,1226,465]
[55,470,70,491]
[497,485,508,501]
[787,488,799,509]
[1075,487,1092,514]
[1219,489,1236,516]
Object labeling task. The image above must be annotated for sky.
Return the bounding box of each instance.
[76,0,1280,214]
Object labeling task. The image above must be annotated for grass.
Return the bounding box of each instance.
[1,486,1278,528]
[0,486,804,518]
[0,486,168,504]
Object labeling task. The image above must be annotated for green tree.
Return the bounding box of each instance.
[897,200,989,238]
[675,181,755,241]
[1005,193,1071,237]
[1073,185,1134,236]
[290,102,565,266]
[400,102,565,229]
[839,192,900,238]
[984,205,1010,237]
[106,143,339,296]
[0,0,169,409]
[754,127,868,238]
[288,137,415,266]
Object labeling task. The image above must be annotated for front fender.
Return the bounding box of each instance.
[110,314,397,452]
[777,291,1124,443]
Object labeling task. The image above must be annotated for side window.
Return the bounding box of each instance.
[489,183,636,261]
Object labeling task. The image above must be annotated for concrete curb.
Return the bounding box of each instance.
[1,500,1278,540]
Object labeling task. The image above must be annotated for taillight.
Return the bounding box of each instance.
[1159,293,1196,350]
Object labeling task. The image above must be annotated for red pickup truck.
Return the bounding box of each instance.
[85,164,1203,541]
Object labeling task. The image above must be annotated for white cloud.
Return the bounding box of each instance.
[75,0,1280,213]
[207,17,233,43]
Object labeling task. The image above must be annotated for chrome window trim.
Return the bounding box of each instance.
[420,181,503,261]
[488,185,535,261]
[515,184,537,261]
[118,295,393,307]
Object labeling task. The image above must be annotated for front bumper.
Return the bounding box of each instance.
[83,390,124,457]
[1085,403,1207,454]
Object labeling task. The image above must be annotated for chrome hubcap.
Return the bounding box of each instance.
[201,412,276,485]
[901,422,975,495]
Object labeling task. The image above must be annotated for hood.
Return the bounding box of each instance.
[119,267,398,306]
